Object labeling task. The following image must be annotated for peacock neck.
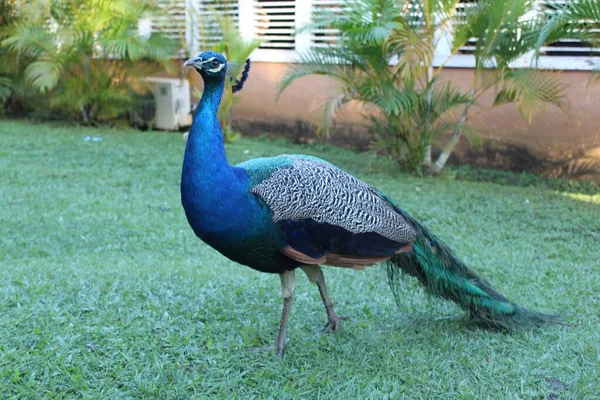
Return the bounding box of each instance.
[181,75,259,242]
[183,77,231,179]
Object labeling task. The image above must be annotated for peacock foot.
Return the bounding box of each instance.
[322,314,349,334]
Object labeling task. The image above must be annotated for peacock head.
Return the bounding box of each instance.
[184,50,251,93]
[184,51,228,81]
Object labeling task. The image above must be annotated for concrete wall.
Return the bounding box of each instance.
[190,62,600,176]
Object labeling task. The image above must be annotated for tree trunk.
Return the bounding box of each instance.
[422,65,434,168]
[422,144,432,168]
[430,89,475,174]
[81,108,90,125]
[429,121,463,174]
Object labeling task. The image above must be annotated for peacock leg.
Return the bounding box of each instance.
[300,265,349,333]
[276,269,296,357]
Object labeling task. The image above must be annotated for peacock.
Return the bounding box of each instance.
[181,51,560,356]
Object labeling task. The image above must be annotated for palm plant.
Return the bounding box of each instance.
[0,0,39,114]
[1,0,177,124]
[430,0,569,173]
[280,0,568,175]
[0,0,14,105]
[280,0,470,175]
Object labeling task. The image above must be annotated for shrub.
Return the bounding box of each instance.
[279,0,568,176]
[1,0,178,124]
[0,0,38,115]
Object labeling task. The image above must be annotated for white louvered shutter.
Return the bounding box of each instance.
[309,1,427,49]
[254,0,296,50]
[310,0,343,48]
[191,0,239,51]
[152,1,187,37]
[151,0,239,57]
[150,0,188,57]
[455,0,478,55]
[539,0,600,57]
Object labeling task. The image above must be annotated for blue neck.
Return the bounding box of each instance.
[181,76,249,234]
[180,72,282,260]
[183,78,231,178]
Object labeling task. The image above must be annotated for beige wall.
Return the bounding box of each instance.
[190,62,600,173]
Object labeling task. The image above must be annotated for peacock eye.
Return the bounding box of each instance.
[210,59,220,68]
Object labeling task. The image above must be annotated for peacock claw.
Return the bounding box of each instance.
[322,314,349,334]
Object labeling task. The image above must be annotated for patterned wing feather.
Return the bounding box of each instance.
[247,156,416,265]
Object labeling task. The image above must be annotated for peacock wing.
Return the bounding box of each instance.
[238,155,415,268]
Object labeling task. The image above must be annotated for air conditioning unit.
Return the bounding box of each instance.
[146,77,192,131]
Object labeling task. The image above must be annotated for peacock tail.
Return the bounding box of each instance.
[385,206,563,331]
[242,155,561,331]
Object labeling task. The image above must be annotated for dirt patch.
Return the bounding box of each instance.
[448,141,600,182]
[232,118,371,150]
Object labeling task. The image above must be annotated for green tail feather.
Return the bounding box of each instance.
[387,209,562,332]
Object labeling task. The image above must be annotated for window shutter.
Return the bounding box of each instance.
[153,0,188,40]
[193,0,239,49]
[254,0,296,50]
[540,0,600,57]
[310,0,343,48]
[309,1,427,49]
[455,0,478,55]
[150,0,188,57]
[151,0,239,56]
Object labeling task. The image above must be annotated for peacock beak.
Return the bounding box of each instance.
[183,57,203,69]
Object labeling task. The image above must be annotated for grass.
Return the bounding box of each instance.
[452,166,599,196]
[1,119,599,399]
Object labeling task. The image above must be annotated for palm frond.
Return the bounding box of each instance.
[476,59,507,91]
[387,21,434,80]
[453,0,538,60]
[429,82,472,118]
[278,48,356,97]
[25,60,62,92]
[315,86,352,139]
[101,30,176,61]
[1,0,178,122]
[358,81,419,117]
[537,0,600,52]
[306,0,402,45]
[434,0,463,27]
[460,124,483,149]
[494,68,568,122]
[0,76,12,102]
[2,22,56,57]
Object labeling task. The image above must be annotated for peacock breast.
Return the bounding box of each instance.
[181,170,290,271]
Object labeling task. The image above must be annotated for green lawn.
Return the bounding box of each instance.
[1,119,599,399]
